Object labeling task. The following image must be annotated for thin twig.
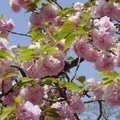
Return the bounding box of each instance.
[8,30,31,37]
[84,100,105,104]
[71,57,81,82]
[61,71,70,82]
[116,31,120,35]
[43,97,66,103]
[1,81,5,95]
[73,113,80,120]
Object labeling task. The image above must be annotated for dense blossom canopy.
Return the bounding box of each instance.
[0,0,120,120]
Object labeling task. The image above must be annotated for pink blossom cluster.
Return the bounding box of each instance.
[104,79,120,106]
[51,102,76,120]
[67,92,85,114]
[73,36,99,63]
[0,19,14,36]
[69,2,84,21]
[94,0,120,20]
[19,85,44,105]
[0,58,18,93]
[88,78,120,106]
[87,78,104,100]
[0,38,9,50]
[9,0,34,12]
[16,101,41,120]
[22,52,65,78]
[2,89,19,106]
[93,16,116,50]
[29,4,58,29]
[115,47,120,67]
[73,16,119,71]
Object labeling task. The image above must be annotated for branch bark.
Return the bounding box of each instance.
[97,100,103,120]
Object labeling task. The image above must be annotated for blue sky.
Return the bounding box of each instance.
[0,0,119,81]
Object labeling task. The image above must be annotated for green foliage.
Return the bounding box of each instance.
[27,0,41,12]
[4,73,18,79]
[64,28,88,50]
[59,7,75,16]
[0,106,16,120]
[14,95,23,105]
[18,48,38,62]
[28,28,46,42]
[17,77,35,86]
[66,56,74,61]
[41,77,58,86]
[107,0,120,3]
[43,46,61,54]
[0,50,15,59]
[98,71,120,88]
[45,108,61,119]
[75,76,86,84]
[84,1,95,7]
[56,22,75,43]
[64,82,83,92]
[0,14,5,20]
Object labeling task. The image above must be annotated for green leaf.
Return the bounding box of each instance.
[4,73,18,79]
[84,2,94,7]
[64,30,83,50]
[14,95,23,105]
[99,71,119,77]
[0,50,14,59]
[28,28,45,42]
[18,48,38,62]
[107,0,120,3]
[56,23,75,43]
[42,78,58,86]
[17,77,34,86]
[99,71,113,76]
[102,78,113,85]
[26,3,37,12]
[83,12,91,20]
[66,56,74,61]
[45,108,61,118]
[44,47,61,54]
[34,0,41,6]
[0,106,16,120]
[75,76,86,84]
[0,14,5,20]
[59,8,75,16]
[64,82,82,92]
[64,28,88,50]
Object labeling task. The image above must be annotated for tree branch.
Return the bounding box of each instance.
[97,100,103,120]
[11,65,27,77]
[0,88,14,98]
[64,57,84,72]
[47,0,63,10]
